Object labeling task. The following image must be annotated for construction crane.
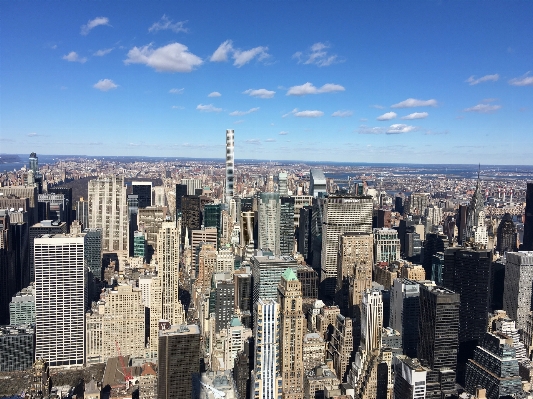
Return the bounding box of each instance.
[200,381,226,399]
[115,341,132,388]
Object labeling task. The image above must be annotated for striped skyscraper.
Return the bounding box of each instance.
[225,129,235,204]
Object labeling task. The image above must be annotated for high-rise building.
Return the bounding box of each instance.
[234,270,252,327]
[226,129,235,204]
[422,233,449,279]
[83,228,102,278]
[522,183,533,251]
[278,269,305,399]
[335,232,373,320]
[157,323,201,399]
[443,247,491,343]
[251,254,299,304]
[390,279,424,358]
[138,206,166,255]
[417,285,460,398]
[0,325,34,372]
[361,289,383,355]
[47,187,73,229]
[181,178,203,196]
[278,172,288,196]
[373,228,400,263]
[204,203,222,245]
[496,213,518,254]
[29,220,67,280]
[88,175,128,253]
[175,184,188,216]
[214,277,235,333]
[465,175,488,246]
[297,206,313,262]
[503,251,533,331]
[9,284,35,325]
[327,313,353,382]
[157,222,185,326]
[309,169,327,197]
[258,193,281,254]
[393,355,428,399]
[321,196,373,298]
[34,234,86,367]
[132,181,152,208]
[76,199,89,229]
[279,196,295,256]
[464,332,522,399]
[251,299,282,399]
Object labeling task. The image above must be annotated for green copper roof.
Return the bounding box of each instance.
[230,317,242,327]
[282,267,298,281]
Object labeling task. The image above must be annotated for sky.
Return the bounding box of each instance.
[1,1,532,164]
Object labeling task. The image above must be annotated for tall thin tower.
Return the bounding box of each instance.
[225,129,235,205]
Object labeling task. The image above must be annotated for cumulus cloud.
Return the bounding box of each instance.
[93,79,118,91]
[286,82,345,96]
[149,15,188,33]
[93,48,113,57]
[124,43,203,73]
[208,91,221,97]
[279,131,289,135]
[243,88,275,99]
[387,124,416,134]
[401,112,428,120]
[332,110,353,117]
[466,74,499,85]
[229,107,260,116]
[463,104,502,113]
[196,104,222,112]
[265,138,276,142]
[62,51,87,63]
[391,98,438,108]
[210,40,270,67]
[509,72,533,86]
[81,17,110,35]
[377,112,397,121]
[293,109,324,118]
[293,42,341,67]
[169,88,184,94]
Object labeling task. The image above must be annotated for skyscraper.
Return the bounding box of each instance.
[522,183,533,251]
[278,172,288,196]
[226,129,235,205]
[496,213,518,254]
[390,279,423,358]
[321,195,373,298]
[251,254,299,304]
[309,169,327,197]
[251,299,282,399]
[361,289,383,355]
[157,323,201,399]
[258,193,281,254]
[88,175,128,253]
[373,228,400,263]
[34,234,86,367]
[465,174,488,246]
[417,285,460,398]
[503,251,533,331]
[279,196,295,256]
[278,269,305,399]
[132,181,152,208]
[157,222,185,326]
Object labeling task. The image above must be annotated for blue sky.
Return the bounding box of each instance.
[1,1,532,164]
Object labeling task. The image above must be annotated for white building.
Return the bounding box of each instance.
[251,299,282,399]
[373,228,400,264]
[88,175,128,252]
[225,129,235,205]
[361,289,384,354]
[258,193,280,255]
[503,251,533,331]
[35,234,86,367]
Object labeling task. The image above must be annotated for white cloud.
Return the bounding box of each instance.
[243,88,275,99]
[286,82,345,96]
[463,104,502,113]
[234,120,244,124]
[210,40,233,62]
[93,79,118,91]
[357,125,387,135]
[169,88,184,94]
[81,17,110,35]
[377,112,397,121]
[171,105,184,109]
[279,131,289,135]
[229,107,259,116]
[265,138,276,142]
[387,124,416,134]
[332,110,353,117]
[466,74,499,85]
[509,72,533,86]
[124,43,203,73]
[294,110,324,118]
[210,40,270,67]
[62,51,87,63]
[245,139,261,145]
[196,104,222,112]
[401,112,428,120]
[208,91,221,97]
[149,15,188,33]
[371,105,385,109]
[293,42,341,67]
[93,48,113,57]
[391,98,438,108]
[27,132,39,137]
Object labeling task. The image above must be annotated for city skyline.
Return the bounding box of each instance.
[1,1,533,164]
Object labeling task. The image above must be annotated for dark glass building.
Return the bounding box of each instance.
[496,213,518,254]
[523,183,533,251]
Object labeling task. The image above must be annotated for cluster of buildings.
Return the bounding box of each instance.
[1,132,533,399]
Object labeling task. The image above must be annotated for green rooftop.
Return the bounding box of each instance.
[230,317,242,327]
[282,267,298,281]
